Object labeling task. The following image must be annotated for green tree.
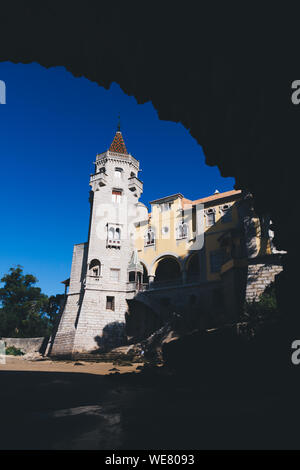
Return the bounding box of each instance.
[45,294,65,330]
[0,265,52,337]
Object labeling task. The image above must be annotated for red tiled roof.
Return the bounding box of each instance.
[181,197,192,208]
[109,131,128,154]
[183,190,242,207]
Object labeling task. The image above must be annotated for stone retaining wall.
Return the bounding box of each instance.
[1,337,46,354]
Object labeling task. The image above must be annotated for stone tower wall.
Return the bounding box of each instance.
[50,243,87,356]
[50,144,144,355]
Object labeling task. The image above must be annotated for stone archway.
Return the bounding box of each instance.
[154,257,181,283]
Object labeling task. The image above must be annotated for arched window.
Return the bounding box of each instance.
[107,225,121,247]
[108,227,114,240]
[130,171,136,178]
[176,222,188,239]
[114,168,123,179]
[145,228,155,246]
[89,259,101,277]
[205,208,215,227]
[114,227,121,240]
[154,257,181,283]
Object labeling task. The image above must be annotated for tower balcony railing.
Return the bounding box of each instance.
[128,176,143,192]
[84,275,101,288]
[107,239,121,248]
[90,173,107,186]
[127,281,149,292]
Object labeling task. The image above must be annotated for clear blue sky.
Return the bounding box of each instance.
[0,62,235,296]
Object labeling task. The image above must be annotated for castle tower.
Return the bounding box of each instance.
[50,127,144,355]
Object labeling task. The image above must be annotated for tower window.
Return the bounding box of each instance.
[107,226,121,247]
[106,296,115,310]
[112,190,122,203]
[114,168,123,178]
[114,228,121,240]
[108,227,114,240]
[89,259,101,277]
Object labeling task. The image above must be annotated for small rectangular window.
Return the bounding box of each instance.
[106,296,115,310]
[112,190,122,203]
[110,268,120,281]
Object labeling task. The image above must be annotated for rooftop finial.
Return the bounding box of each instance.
[117,113,121,132]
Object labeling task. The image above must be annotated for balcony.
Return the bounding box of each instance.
[107,239,121,248]
[128,176,143,192]
[127,282,149,292]
[85,275,101,288]
[90,173,107,187]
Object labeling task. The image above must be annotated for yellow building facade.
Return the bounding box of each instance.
[127,187,283,339]
[133,189,272,284]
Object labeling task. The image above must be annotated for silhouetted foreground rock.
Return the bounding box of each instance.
[117,314,294,396]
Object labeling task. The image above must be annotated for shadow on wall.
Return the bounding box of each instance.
[126,299,162,343]
[94,321,127,352]
[39,336,50,355]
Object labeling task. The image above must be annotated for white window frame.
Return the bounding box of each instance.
[114,168,123,179]
[176,222,188,239]
[112,189,122,203]
[110,268,120,281]
[144,228,155,246]
[107,225,122,247]
[205,208,216,227]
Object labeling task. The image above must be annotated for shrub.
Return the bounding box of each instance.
[5,345,24,356]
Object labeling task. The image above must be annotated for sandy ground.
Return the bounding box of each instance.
[0,355,141,375]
